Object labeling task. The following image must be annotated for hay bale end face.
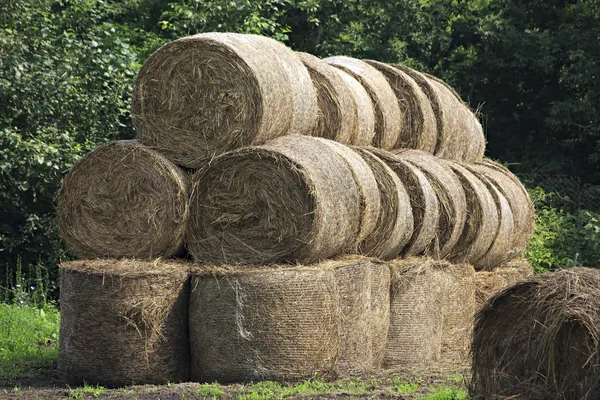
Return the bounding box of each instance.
[57,140,189,259]
[471,267,600,400]
[189,257,388,382]
[325,56,402,149]
[352,147,414,259]
[297,52,357,144]
[186,135,361,265]
[131,33,317,168]
[366,60,437,153]
[58,259,190,387]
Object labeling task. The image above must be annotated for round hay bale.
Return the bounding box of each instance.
[324,56,402,149]
[190,259,379,383]
[333,68,376,145]
[471,267,600,400]
[313,139,380,250]
[370,261,392,369]
[57,140,189,259]
[297,52,357,144]
[476,159,535,259]
[474,258,534,309]
[131,33,317,168]
[464,168,515,270]
[362,148,439,257]
[442,160,498,265]
[186,135,361,265]
[58,259,190,387]
[352,148,414,259]
[395,149,467,258]
[366,60,437,152]
[384,258,449,372]
[439,262,476,373]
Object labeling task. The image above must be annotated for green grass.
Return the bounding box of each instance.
[0,304,60,386]
[68,383,106,399]
[394,377,422,394]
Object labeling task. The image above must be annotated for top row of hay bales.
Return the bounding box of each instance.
[131,32,485,169]
[57,135,533,271]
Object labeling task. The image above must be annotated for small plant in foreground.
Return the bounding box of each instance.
[394,377,421,394]
[196,383,224,398]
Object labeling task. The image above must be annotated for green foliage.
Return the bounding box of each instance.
[393,377,421,394]
[196,383,225,398]
[0,304,60,387]
[525,187,600,272]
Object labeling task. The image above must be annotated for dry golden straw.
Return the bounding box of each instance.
[186,135,362,265]
[297,52,357,144]
[395,149,467,258]
[366,60,437,152]
[57,140,189,259]
[58,259,190,387]
[131,33,317,168]
[474,258,534,309]
[333,68,376,145]
[325,56,402,149]
[352,147,414,259]
[471,267,600,400]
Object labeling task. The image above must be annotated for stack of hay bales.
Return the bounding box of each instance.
[56,32,537,385]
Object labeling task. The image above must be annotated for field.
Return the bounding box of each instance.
[0,305,469,399]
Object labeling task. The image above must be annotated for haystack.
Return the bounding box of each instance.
[333,69,375,145]
[475,159,535,259]
[366,60,437,152]
[384,258,449,372]
[325,56,402,149]
[352,148,414,259]
[57,140,189,259]
[189,258,388,382]
[186,135,362,264]
[396,150,467,258]
[365,148,439,256]
[465,168,515,269]
[131,33,317,168]
[370,261,392,369]
[442,160,498,266]
[297,52,357,144]
[471,267,600,400]
[475,257,534,309]
[58,259,190,387]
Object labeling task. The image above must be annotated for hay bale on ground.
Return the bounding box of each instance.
[297,52,357,144]
[465,166,515,269]
[352,148,414,259]
[58,259,190,387]
[131,33,317,168]
[57,140,189,259]
[475,258,534,309]
[333,69,376,145]
[365,148,440,257]
[186,135,362,265]
[189,257,387,382]
[384,258,449,372]
[366,60,437,153]
[314,139,380,249]
[439,262,476,373]
[395,150,467,258]
[325,56,402,149]
[475,159,535,259]
[442,160,498,266]
[370,261,392,369]
[471,267,600,400]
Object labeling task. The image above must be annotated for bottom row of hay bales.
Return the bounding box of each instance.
[58,257,532,387]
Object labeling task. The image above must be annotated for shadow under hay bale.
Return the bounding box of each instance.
[366,60,437,153]
[325,56,402,149]
[395,150,467,258]
[366,148,439,257]
[131,33,317,168]
[352,148,414,259]
[475,159,535,260]
[57,140,189,259]
[297,52,357,145]
[471,267,600,400]
[58,259,190,387]
[334,68,375,146]
[186,135,363,265]
[475,257,534,309]
[442,160,498,266]
[189,257,389,383]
